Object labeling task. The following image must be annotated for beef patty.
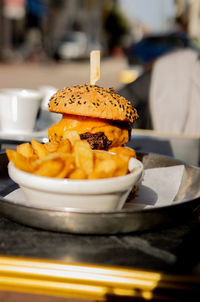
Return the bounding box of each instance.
[80,132,112,150]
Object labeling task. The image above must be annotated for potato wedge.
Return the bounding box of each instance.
[74,140,93,175]
[16,142,35,158]
[31,138,49,159]
[56,153,75,178]
[69,168,87,179]
[89,158,117,179]
[6,149,35,172]
[57,139,71,153]
[109,146,136,159]
[44,142,58,153]
[63,130,80,145]
[93,150,113,161]
[113,154,129,177]
[34,159,64,177]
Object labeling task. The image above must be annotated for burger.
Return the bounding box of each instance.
[48,84,138,150]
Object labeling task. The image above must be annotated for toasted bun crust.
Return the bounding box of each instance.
[48,84,138,123]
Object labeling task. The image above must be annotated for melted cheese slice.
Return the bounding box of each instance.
[48,114,129,147]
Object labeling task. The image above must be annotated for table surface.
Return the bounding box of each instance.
[0,210,199,274]
[0,135,200,301]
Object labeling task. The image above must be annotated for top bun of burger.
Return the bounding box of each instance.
[48,84,138,123]
[48,84,138,150]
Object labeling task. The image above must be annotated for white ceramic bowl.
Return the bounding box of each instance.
[8,158,143,212]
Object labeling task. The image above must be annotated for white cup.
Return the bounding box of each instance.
[0,88,42,134]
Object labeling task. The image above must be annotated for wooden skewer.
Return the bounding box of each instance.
[90,50,100,85]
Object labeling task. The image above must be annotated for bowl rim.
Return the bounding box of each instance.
[8,158,144,194]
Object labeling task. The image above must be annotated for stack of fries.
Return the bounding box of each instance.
[6,131,136,180]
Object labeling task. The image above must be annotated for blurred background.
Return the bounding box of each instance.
[0,0,199,92]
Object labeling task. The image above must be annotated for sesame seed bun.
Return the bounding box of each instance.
[48,84,138,123]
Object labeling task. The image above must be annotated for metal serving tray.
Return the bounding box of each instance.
[0,152,200,234]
